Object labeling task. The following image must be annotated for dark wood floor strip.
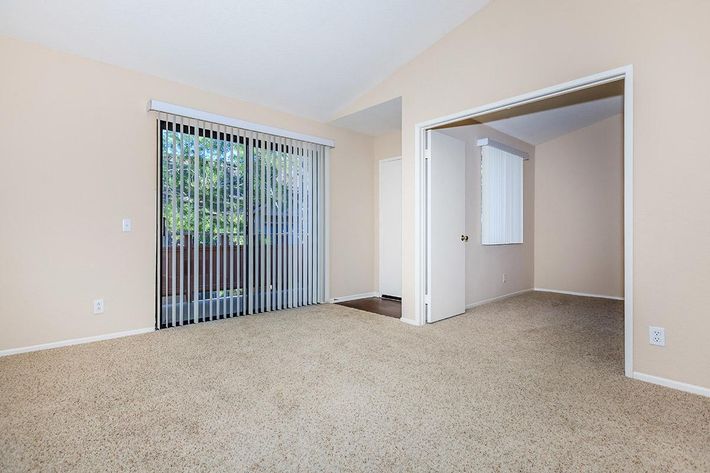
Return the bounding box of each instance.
[337,297,401,318]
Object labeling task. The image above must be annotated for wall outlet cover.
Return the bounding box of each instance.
[93,299,105,314]
[649,326,665,346]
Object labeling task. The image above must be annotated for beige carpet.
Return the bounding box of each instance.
[1,292,708,472]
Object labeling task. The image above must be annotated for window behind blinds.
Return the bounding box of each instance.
[480,144,524,245]
[158,113,327,329]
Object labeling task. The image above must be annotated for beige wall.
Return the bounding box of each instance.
[535,114,624,298]
[373,131,403,161]
[340,0,710,388]
[439,125,535,305]
[0,36,374,351]
[372,131,402,292]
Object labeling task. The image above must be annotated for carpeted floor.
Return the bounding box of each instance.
[1,292,708,472]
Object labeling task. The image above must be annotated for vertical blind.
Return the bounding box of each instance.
[158,113,327,329]
[480,144,524,245]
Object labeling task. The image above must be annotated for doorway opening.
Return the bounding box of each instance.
[415,66,633,377]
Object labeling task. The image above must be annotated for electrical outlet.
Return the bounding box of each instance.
[93,299,105,314]
[122,218,132,232]
[502,273,507,283]
[649,326,665,346]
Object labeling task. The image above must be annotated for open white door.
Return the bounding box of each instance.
[379,158,402,298]
[427,131,466,323]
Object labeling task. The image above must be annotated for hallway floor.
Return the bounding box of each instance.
[336,296,401,318]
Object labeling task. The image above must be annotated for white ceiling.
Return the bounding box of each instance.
[483,96,623,145]
[0,0,489,121]
[330,97,402,136]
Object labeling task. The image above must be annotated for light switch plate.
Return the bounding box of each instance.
[122,218,132,232]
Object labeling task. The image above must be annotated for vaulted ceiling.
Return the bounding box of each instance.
[0,0,489,121]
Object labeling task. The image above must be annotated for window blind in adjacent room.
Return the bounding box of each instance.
[157,113,327,328]
[480,142,524,245]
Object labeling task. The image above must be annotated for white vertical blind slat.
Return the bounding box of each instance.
[170,115,178,327]
[264,136,274,311]
[295,144,301,307]
[160,113,168,326]
[260,134,267,312]
[299,143,304,306]
[305,145,310,305]
[276,136,283,311]
[202,122,208,321]
[228,126,234,317]
[208,122,215,321]
[238,128,245,316]
[178,116,185,325]
[288,139,295,309]
[216,124,222,318]
[223,125,229,317]
[193,120,200,323]
[184,118,191,324]
[247,129,254,315]
[306,144,312,305]
[313,147,320,302]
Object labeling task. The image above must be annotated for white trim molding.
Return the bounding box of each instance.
[414,65,634,379]
[466,289,534,309]
[329,292,379,304]
[534,288,624,301]
[148,100,335,148]
[0,327,155,357]
[400,317,422,327]
[633,372,710,398]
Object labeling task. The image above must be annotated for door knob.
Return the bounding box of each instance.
[460,235,469,242]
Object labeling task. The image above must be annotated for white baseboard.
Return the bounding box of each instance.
[330,292,379,303]
[0,327,155,357]
[466,289,534,310]
[633,372,709,398]
[399,317,422,327]
[534,288,624,301]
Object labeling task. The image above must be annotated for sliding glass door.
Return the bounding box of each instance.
[157,114,326,329]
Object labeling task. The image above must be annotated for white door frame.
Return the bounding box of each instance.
[413,65,634,377]
[379,156,402,297]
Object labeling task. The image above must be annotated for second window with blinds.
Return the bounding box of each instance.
[479,140,525,245]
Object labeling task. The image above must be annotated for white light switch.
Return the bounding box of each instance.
[122,218,132,232]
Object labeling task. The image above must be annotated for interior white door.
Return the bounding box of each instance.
[428,131,466,323]
[379,158,402,297]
